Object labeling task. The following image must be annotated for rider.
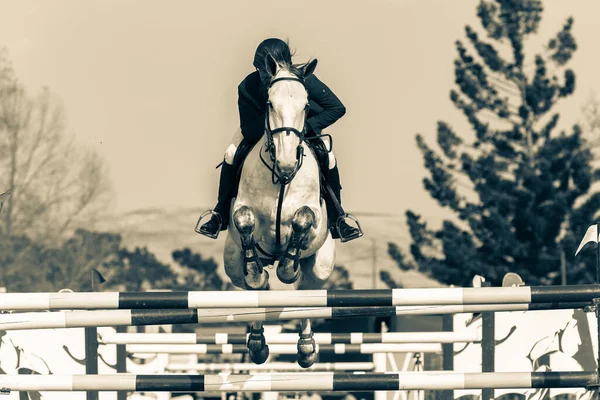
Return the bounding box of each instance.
[197,38,362,242]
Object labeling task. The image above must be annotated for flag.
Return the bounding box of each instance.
[574,224,599,257]
[90,268,106,291]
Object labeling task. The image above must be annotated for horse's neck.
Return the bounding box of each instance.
[243,137,320,195]
[247,136,272,178]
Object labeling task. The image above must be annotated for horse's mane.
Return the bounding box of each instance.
[292,59,315,80]
[267,55,314,82]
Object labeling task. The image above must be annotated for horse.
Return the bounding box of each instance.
[223,55,335,368]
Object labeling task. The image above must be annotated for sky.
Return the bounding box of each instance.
[0,0,599,225]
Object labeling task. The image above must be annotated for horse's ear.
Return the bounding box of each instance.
[265,53,278,77]
[303,59,318,78]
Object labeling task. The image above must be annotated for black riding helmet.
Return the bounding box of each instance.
[253,38,294,88]
[253,38,293,70]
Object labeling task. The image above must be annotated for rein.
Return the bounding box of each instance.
[256,75,334,262]
[257,76,308,258]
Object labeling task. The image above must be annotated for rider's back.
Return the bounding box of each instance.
[237,71,347,143]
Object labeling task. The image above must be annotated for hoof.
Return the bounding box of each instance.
[276,257,301,284]
[249,345,270,364]
[247,328,270,364]
[297,336,316,356]
[245,269,269,290]
[297,351,317,368]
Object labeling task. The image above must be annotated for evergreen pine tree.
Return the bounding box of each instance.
[389,0,600,287]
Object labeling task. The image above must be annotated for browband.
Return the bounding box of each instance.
[269,76,305,88]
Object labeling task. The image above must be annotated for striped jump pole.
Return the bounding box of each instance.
[2,284,599,310]
[0,302,590,330]
[165,362,375,372]
[125,343,442,355]
[0,372,597,392]
[101,331,481,345]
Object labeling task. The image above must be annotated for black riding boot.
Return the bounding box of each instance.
[325,165,363,242]
[196,162,236,239]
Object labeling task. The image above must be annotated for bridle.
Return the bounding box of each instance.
[260,76,310,185]
[254,74,334,259]
[256,75,311,259]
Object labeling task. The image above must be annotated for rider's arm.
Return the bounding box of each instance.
[305,75,346,135]
[238,87,265,142]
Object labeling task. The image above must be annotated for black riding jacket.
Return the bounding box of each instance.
[237,71,346,143]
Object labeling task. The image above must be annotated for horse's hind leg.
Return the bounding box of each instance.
[297,318,317,368]
[247,321,269,364]
[233,205,269,290]
[276,206,315,284]
[295,240,335,368]
[232,206,270,363]
[224,247,269,363]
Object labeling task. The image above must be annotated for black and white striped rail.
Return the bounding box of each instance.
[0,372,596,392]
[1,285,599,310]
[101,331,480,345]
[0,302,590,330]
[126,343,442,355]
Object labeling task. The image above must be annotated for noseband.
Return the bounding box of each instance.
[261,76,309,185]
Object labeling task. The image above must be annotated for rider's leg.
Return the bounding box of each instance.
[196,130,244,239]
[323,152,363,242]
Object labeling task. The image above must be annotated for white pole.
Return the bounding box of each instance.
[126,343,443,355]
[374,353,387,400]
[374,321,388,400]
[100,331,480,345]
[0,304,565,330]
[0,372,589,391]
[165,362,375,372]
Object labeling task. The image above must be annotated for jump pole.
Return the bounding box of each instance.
[100,331,481,345]
[125,343,443,355]
[0,302,590,331]
[441,314,453,400]
[115,326,127,400]
[165,362,376,372]
[0,372,597,392]
[2,285,599,310]
[481,281,495,400]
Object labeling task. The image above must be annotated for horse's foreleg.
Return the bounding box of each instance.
[233,205,269,290]
[247,321,269,364]
[276,206,315,284]
[297,318,317,368]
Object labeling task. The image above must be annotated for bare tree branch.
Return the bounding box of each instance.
[0,47,113,244]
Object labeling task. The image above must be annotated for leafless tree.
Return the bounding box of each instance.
[0,48,112,243]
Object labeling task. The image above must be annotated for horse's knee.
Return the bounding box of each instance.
[233,206,255,235]
[293,207,316,233]
[224,143,238,165]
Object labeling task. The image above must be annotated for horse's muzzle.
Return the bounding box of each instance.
[277,167,295,184]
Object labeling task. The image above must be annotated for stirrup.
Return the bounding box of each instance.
[194,210,223,239]
[335,214,364,243]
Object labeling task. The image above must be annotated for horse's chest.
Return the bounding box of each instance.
[242,185,314,232]
[254,191,307,221]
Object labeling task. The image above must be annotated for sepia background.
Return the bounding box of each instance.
[1,0,600,290]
